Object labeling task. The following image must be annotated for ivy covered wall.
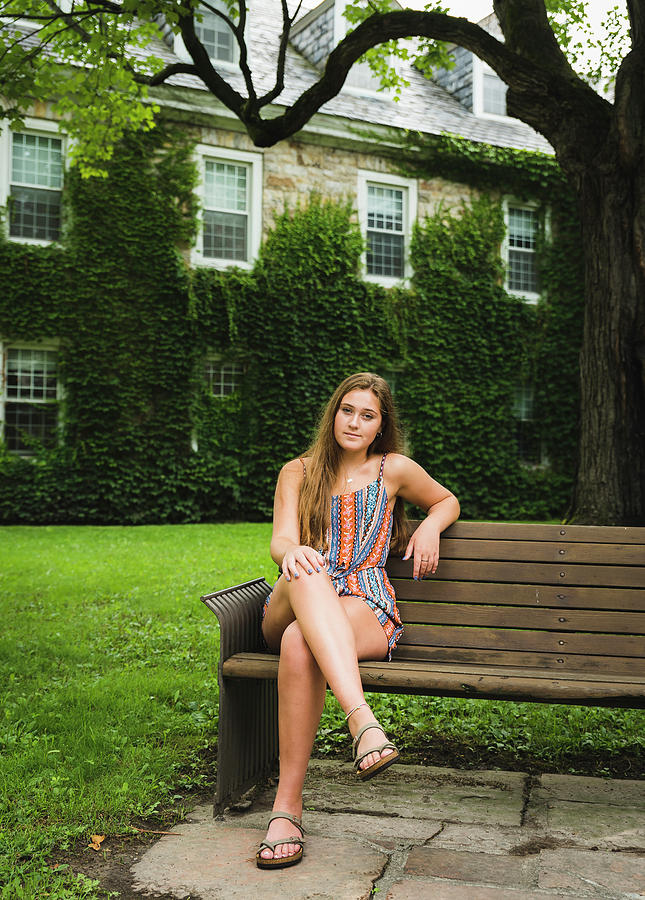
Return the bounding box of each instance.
[0,126,583,523]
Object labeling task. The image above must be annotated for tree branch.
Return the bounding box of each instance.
[493,0,571,70]
[626,0,645,48]
[178,9,246,118]
[145,60,200,86]
[255,0,291,106]
[613,2,645,169]
[42,0,93,42]
[232,0,257,103]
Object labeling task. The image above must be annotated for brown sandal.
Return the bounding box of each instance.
[256,811,305,869]
[352,721,400,781]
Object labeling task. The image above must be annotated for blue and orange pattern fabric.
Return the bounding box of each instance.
[264,453,403,659]
[326,453,402,658]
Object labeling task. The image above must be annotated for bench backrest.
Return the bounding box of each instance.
[386,522,645,676]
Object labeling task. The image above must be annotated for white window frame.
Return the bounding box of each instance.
[357,170,417,287]
[472,55,509,120]
[0,118,66,246]
[0,339,62,455]
[173,1,240,67]
[193,144,263,270]
[203,351,244,398]
[502,198,543,303]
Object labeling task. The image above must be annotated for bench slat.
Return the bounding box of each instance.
[221,652,645,706]
[390,579,645,611]
[435,539,643,566]
[434,521,645,544]
[357,662,645,705]
[393,645,642,675]
[399,623,645,660]
[386,557,645,587]
[396,601,645,634]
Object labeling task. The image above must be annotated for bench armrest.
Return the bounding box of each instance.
[201,577,271,663]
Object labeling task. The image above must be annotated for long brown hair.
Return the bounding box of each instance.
[298,372,408,554]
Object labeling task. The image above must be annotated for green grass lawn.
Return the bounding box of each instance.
[1,524,643,899]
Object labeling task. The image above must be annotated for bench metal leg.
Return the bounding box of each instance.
[215,674,278,812]
[201,578,279,813]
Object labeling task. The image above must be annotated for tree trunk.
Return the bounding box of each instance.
[569,165,645,524]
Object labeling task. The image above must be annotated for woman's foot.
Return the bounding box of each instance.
[256,809,305,868]
[347,705,398,776]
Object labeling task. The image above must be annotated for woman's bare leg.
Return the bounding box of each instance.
[260,585,391,860]
[263,570,381,712]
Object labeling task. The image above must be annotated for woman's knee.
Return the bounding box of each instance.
[280,621,317,670]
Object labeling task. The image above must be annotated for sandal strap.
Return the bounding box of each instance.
[352,722,387,758]
[267,810,306,835]
[354,741,398,769]
[258,836,304,853]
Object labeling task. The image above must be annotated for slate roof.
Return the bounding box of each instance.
[141,0,553,154]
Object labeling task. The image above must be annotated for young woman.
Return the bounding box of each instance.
[257,372,459,869]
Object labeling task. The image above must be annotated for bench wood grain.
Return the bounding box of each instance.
[201,521,645,810]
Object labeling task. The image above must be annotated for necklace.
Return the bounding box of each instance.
[343,465,362,485]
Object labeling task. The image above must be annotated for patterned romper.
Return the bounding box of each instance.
[264,452,403,659]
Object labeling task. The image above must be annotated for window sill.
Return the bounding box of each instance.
[6,235,61,247]
[363,273,410,289]
[506,289,541,305]
[192,252,253,271]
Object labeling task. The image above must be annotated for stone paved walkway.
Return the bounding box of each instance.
[131,760,645,899]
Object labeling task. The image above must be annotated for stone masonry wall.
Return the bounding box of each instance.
[198,126,478,236]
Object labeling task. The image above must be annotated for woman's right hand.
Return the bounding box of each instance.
[281,545,327,582]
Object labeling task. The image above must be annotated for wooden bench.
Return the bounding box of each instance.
[201,521,645,811]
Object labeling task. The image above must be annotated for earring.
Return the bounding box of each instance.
[376,432,382,438]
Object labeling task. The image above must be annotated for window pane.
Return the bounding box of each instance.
[508,249,539,293]
[203,210,248,260]
[9,186,61,241]
[204,359,243,396]
[367,185,403,232]
[367,231,404,277]
[204,161,247,212]
[195,8,235,61]
[12,133,63,188]
[7,348,58,400]
[508,207,538,250]
[483,72,507,115]
[4,402,58,453]
[508,207,539,293]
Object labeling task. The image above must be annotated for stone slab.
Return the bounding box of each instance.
[540,775,645,805]
[429,823,549,855]
[525,773,645,848]
[130,819,386,900]
[302,760,527,826]
[238,809,447,845]
[537,848,645,897]
[387,880,571,899]
[404,846,538,887]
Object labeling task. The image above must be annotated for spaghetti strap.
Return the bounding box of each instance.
[379,453,388,480]
[299,457,307,476]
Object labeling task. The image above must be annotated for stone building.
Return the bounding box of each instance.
[0,1,553,462]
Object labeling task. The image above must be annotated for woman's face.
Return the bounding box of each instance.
[333,388,383,454]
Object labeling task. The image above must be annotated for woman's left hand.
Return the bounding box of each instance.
[403,518,441,580]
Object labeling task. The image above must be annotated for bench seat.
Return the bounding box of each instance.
[222,652,645,706]
[202,521,645,810]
